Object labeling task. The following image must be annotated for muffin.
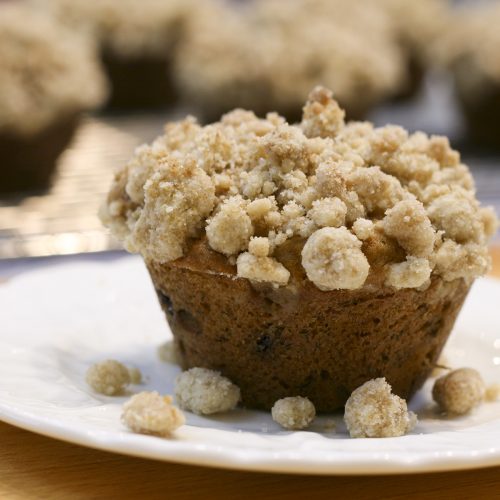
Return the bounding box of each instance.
[0,4,108,193]
[377,0,450,100]
[438,3,500,148]
[37,0,195,110]
[174,0,404,122]
[101,86,498,411]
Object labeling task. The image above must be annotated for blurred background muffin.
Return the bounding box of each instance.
[0,3,108,194]
[439,1,500,148]
[377,0,450,100]
[35,0,196,111]
[174,0,405,122]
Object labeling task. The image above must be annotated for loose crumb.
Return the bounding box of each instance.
[485,384,500,403]
[86,359,130,396]
[128,367,143,385]
[271,396,316,430]
[344,378,417,438]
[122,391,185,437]
[174,367,241,415]
[432,368,485,415]
[157,340,181,365]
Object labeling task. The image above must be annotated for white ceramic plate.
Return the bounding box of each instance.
[0,256,499,475]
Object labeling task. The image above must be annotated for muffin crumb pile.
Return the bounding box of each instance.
[102,86,497,291]
[344,378,417,438]
[122,391,185,436]
[432,368,485,415]
[271,396,316,430]
[86,360,131,396]
[174,367,241,415]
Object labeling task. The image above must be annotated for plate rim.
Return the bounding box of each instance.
[1,258,500,476]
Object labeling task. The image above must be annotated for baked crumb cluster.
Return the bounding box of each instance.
[157,340,181,365]
[102,86,498,291]
[432,368,486,415]
[86,360,134,396]
[344,378,417,438]
[122,391,185,436]
[33,0,191,59]
[271,397,316,430]
[174,367,241,415]
[174,0,403,119]
[0,4,107,136]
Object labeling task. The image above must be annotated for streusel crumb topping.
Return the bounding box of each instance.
[101,86,498,291]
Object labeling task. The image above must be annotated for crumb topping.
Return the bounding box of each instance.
[271,396,316,430]
[432,368,485,415]
[0,4,107,136]
[344,378,417,438]
[86,360,130,396]
[174,367,240,415]
[101,86,498,291]
[122,391,185,436]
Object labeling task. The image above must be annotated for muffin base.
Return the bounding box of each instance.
[0,116,79,194]
[147,247,470,412]
[102,51,177,111]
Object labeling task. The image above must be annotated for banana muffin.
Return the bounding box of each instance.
[174,0,404,122]
[36,0,196,110]
[438,2,500,148]
[0,4,107,193]
[101,86,498,411]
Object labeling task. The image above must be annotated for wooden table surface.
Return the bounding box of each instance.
[1,246,499,500]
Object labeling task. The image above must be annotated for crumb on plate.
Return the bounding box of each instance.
[122,391,185,436]
[86,359,130,396]
[271,396,316,430]
[432,368,485,415]
[174,367,240,415]
[485,383,500,403]
[344,378,417,438]
[128,366,143,385]
[157,340,181,365]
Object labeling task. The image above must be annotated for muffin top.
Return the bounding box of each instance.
[0,4,107,136]
[438,2,500,84]
[35,0,194,59]
[377,0,449,64]
[174,0,404,119]
[101,87,498,291]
